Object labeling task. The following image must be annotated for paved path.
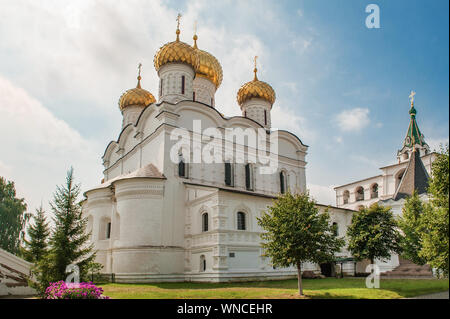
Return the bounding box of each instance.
[408,290,449,299]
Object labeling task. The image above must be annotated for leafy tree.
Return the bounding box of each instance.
[47,167,96,283]
[397,191,427,265]
[418,145,449,276]
[21,206,50,263]
[0,177,29,254]
[347,203,402,265]
[258,192,345,296]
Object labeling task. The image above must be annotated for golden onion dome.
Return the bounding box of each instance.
[237,64,276,107]
[118,68,156,111]
[153,27,199,72]
[193,35,223,88]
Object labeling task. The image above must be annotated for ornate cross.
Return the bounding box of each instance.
[194,20,197,35]
[254,56,258,69]
[176,13,182,29]
[409,90,416,105]
[138,63,142,77]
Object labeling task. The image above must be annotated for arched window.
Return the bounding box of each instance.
[280,171,287,194]
[237,212,246,230]
[371,183,379,199]
[343,190,350,204]
[178,157,186,177]
[181,75,185,94]
[225,162,233,186]
[332,222,339,236]
[202,213,208,232]
[245,163,253,190]
[355,186,364,201]
[200,255,206,272]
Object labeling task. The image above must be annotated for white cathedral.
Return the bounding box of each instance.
[81,19,435,282]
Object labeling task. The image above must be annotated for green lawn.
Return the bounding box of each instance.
[100,278,449,299]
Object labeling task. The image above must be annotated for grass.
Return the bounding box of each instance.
[100,278,449,299]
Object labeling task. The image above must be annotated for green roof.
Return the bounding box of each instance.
[402,105,427,148]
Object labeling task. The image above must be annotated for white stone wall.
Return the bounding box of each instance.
[241,98,272,129]
[193,76,216,106]
[158,63,195,104]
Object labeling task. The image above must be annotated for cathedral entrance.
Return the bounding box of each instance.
[320,263,335,277]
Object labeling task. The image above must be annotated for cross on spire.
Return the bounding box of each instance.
[253,56,258,81]
[175,13,182,41]
[409,90,416,106]
[137,63,142,88]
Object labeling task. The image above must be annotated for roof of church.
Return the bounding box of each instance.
[393,148,429,201]
[398,92,428,154]
[86,163,165,194]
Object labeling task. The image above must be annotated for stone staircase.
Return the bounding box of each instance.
[381,257,434,279]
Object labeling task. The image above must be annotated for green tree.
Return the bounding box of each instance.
[47,167,96,283]
[258,192,345,296]
[397,191,427,265]
[0,177,29,254]
[21,206,50,263]
[418,144,449,276]
[347,203,402,265]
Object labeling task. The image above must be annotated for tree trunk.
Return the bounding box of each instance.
[297,262,303,296]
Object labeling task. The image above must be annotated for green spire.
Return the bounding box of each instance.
[403,91,427,148]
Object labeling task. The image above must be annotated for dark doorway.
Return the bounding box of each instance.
[320,263,334,277]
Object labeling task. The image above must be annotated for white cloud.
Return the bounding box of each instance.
[336,107,370,132]
[307,184,336,206]
[427,137,449,152]
[0,76,103,214]
[271,104,316,144]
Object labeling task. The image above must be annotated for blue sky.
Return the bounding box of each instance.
[0,0,448,212]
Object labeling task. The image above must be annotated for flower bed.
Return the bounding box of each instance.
[45,281,109,299]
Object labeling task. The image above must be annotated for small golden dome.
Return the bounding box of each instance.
[237,63,275,107]
[193,35,223,88]
[118,67,156,111]
[154,21,199,72]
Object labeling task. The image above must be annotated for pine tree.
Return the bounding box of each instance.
[347,203,402,265]
[397,191,427,265]
[47,167,96,282]
[0,177,29,254]
[22,206,50,263]
[418,144,449,276]
[258,192,345,296]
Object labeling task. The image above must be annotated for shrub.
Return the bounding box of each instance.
[44,281,109,299]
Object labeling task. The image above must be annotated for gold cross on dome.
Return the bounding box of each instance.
[254,56,258,69]
[409,90,416,105]
[138,63,142,77]
[194,20,197,35]
[176,13,182,29]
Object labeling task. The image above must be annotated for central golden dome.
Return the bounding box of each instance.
[154,29,199,72]
[237,67,276,107]
[119,75,156,111]
[193,35,223,88]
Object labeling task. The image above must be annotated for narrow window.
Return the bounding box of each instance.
[202,213,208,232]
[193,91,196,101]
[244,111,247,117]
[106,222,111,239]
[211,98,214,106]
[200,255,206,272]
[181,76,185,94]
[160,79,163,96]
[264,110,267,125]
[225,162,233,186]
[245,163,252,190]
[178,157,186,177]
[237,212,246,230]
[280,171,286,194]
